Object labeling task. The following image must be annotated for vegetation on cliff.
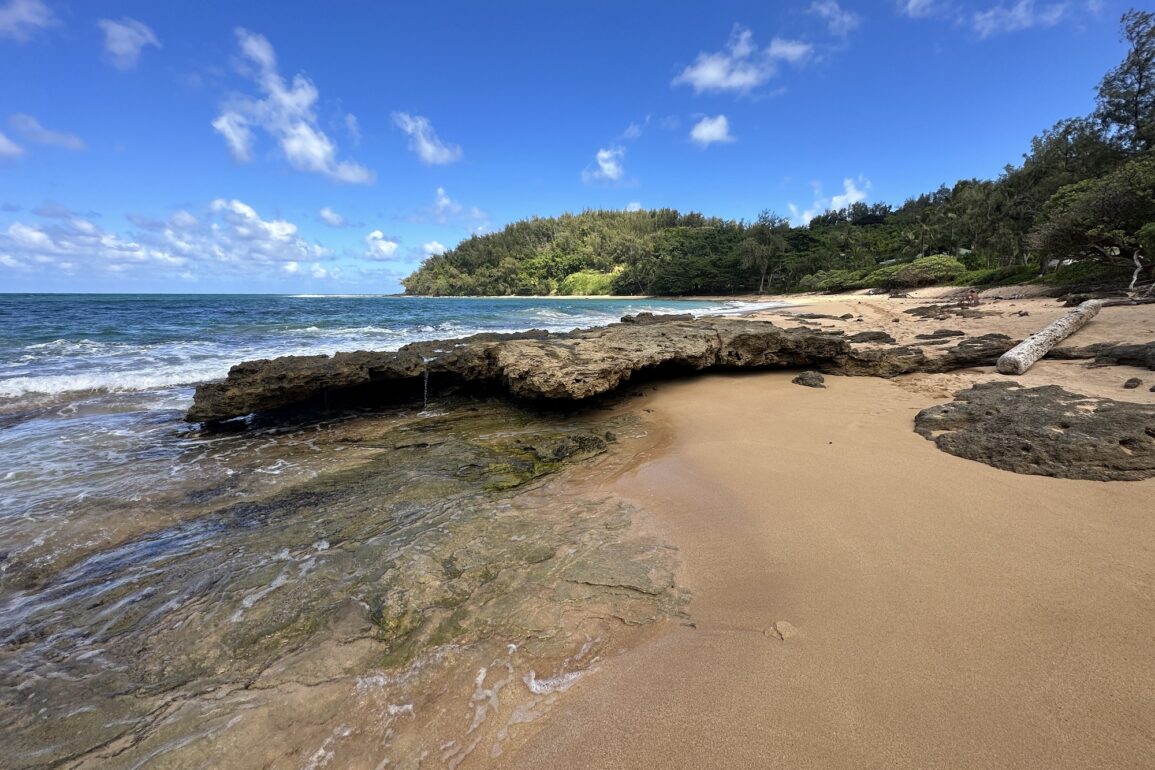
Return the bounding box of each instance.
[403,10,1155,297]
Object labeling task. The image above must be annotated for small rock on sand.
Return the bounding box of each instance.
[792,371,826,388]
[1124,378,1142,389]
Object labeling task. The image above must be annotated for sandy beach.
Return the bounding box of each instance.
[497,289,1155,768]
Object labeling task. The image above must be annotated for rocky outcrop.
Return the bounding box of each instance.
[914,382,1155,481]
[186,318,1032,425]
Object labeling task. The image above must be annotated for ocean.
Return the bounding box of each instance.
[0,294,759,514]
[0,293,759,767]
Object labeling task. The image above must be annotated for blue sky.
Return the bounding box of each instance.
[0,0,1131,293]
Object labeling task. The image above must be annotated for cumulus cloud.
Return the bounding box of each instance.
[625,201,643,212]
[319,206,347,227]
[97,18,161,71]
[0,0,55,42]
[0,130,23,159]
[831,176,870,209]
[972,1,1067,38]
[0,199,344,283]
[212,28,373,184]
[364,229,399,260]
[582,146,626,184]
[392,112,463,165]
[808,1,861,37]
[0,217,186,273]
[423,240,446,256]
[672,24,811,94]
[788,176,871,225]
[689,115,735,147]
[8,113,85,150]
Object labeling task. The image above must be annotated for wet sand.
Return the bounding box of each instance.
[499,294,1155,768]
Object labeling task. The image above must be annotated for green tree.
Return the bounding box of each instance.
[1096,10,1155,153]
[739,210,790,292]
[1030,153,1155,288]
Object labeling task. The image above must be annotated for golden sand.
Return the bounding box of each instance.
[498,291,1155,768]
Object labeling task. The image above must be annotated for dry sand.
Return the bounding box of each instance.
[497,292,1155,768]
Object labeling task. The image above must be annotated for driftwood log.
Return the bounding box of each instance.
[997,299,1104,375]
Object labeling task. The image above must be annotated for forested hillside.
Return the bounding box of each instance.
[403,10,1155,297]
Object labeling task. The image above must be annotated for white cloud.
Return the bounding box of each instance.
[423,187,489,231]
[673,25,771,93]
[623,121,645,140]
[97,18,161,71]
[8,114,85,150]
[582,146,626,183]
[170,209,197,229]
[211,112,254,162]
[831,176,870,209]
[392,112,463,165]
[0,199,339,282]
[423,240,447,256]
[344,113,361,144]
[0,130,23,158]
[319,206,347,227]
[213,28,373,184]
[689,115,735,147]
[364,230,399,260]
[808,1,861,37]
[897,0,938,18]
[672,25,812,95]
[767,38,814,63]
[788,176,872,225]
[625,201,643,212]
[0,0,54,42]
[1,218,185,270]
[972,1,1067,38]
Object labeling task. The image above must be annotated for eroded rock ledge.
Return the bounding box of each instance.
[186,316,1017,425]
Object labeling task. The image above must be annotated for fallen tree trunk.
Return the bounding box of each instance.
[997,300,1104,375]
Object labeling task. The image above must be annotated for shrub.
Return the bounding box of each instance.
[861,263,905,288]
[956,265,1036,287]
[890,254,966,288]
[558,269,616,295]
[1037,260,1122,285]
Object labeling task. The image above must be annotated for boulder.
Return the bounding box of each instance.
[914,382,1155,481]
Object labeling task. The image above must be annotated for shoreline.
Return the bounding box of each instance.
[4,290,1153,766]
[494,293,1155,767]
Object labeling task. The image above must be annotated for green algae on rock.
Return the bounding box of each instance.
[0,398,685,769]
